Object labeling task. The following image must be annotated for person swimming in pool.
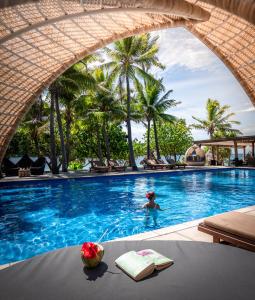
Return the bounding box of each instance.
[143,191,163,227]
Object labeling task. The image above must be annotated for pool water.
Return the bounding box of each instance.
[0,169,255,264]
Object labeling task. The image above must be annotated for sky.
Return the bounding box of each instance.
[129,27,255,141]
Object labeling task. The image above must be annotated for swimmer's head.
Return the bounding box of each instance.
[146,191,156,201]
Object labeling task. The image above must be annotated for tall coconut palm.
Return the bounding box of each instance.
[192,99,241,138]
[92,68,126,163]
[74,94,105,164]
[104,34,164,170]
[48,85,59,174]
[192,98,241,159]
[49,81,68,172]
[60,59,97,165]
[76,68,126,164]
[23,95,49,156]
[136,79,179,159]
[49,59,97,172]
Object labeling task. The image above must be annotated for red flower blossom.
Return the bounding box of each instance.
[81,242,99,259]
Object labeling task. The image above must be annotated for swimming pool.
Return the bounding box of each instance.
[0,169,255,264]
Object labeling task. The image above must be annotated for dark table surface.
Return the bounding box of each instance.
[0,240,254,300]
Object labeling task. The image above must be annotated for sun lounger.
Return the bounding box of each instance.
[156,158,175,169]
[90,160,110,173]
[143,159,168,170]
[176,163,187,169]
[17,154,33,168]
[198,211,255,251]
[2,157,19,176]
[165,157,176,168]
[31,156,46,175]
[109,160,126,172]
[165,157,186,169]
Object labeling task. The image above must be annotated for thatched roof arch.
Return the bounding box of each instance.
[0,0,254,162]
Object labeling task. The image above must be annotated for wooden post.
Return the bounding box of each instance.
[213,236,220,243]
[216,145,219,165]
[243,146,246,161]
[234,141,238,159]
[252,142,255,157]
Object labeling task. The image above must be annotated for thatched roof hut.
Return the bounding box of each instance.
[185,144,206,166]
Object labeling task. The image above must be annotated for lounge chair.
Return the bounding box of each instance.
[90,160,110,173]
[143,158,172,170]
[31,156,46,175]
[166,157,186,169]
[247,156,255,167]
[156,158,175,169]
[109,160,127,172]
[165,157,176,168]
[198,211,255,252]
[17,154,33,168]
[2,157,19,176]
[176,162,187,169]
[230,158,243,166]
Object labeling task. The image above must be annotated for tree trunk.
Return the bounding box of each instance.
[118,77,124,105]
[55,90,68,172]
[102,120,111,164]
[96,125,103,164]
[210,134,215,161]
[38,94,43,122]
[153,118,161,159]
[0,166,3,178]
[65,106,71,166]
[126,75,137,171]
[33,130,40,156]
[147,118,151,159]
[49,87,59,174]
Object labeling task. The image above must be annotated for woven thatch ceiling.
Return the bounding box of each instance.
[0,0,254,161]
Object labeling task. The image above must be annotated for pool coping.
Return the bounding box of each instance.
[1,166,254,185]
[1,204,255,270]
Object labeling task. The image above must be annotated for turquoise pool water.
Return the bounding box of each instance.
[0,169,255,264]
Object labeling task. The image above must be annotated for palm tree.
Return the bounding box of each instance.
[136,79,179,159]
[49,81,68,172]
[104,34,164,170]
[23,95,49,156]
[93,68,126,163]
[60,59,97,165]
[48,85,59,174]
[49,58,97,172]
[192,99,241,138]
[75,94,105,164]
[192,98,241,159]
[76,67,126,164]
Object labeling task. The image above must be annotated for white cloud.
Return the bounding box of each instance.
[238,106,255,113]
[151,28,219,72]
[240,127,255,135]
[165,73,229,90]
[123,122,146,141]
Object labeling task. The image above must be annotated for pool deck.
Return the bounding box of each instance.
[1,204,255,270]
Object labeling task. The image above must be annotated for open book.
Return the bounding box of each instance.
[115,249,173,281]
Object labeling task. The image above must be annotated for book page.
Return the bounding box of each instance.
[136,249,173,270]
[115,251,154,280]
